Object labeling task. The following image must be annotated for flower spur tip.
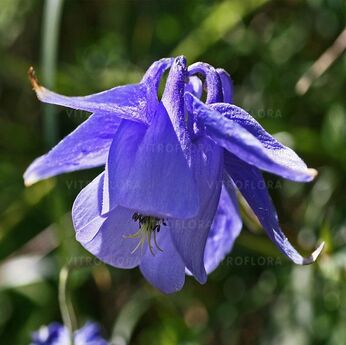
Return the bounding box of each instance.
[28,66,42,91]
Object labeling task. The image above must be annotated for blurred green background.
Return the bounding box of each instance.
[0,0,346,344]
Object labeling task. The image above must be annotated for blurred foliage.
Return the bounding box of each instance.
[0,0,346,344]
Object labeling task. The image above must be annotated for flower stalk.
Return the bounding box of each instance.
[58,259,98,344]
[41,0,64,147]
[58,265,77,345]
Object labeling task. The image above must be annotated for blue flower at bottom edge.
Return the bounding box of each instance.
[24,56,324,293]
[31,322,108,345]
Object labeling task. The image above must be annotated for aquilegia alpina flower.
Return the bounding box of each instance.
[31,322,108,345]
[24,56,324,293]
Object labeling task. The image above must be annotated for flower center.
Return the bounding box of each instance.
[126,213,166,256]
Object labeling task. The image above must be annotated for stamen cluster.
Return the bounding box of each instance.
[127,213,167,255]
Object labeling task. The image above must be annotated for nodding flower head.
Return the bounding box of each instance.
[24,56,323,293]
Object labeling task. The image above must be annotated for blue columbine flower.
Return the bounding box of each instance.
[31,322,108,345]
[24,56,324,293]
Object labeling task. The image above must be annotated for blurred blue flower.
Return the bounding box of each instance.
[24,56,323,293]
[31,322,108,345]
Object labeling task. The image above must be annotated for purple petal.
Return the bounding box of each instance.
[188,62,222,104]
[169,137,223,283]
[31,80,149,123]
[203,183,242,274]
[31,322,68,345]
[216,68,233,103]
[32,322,108,345]
[102,120,147,214]
[83,209,144,269]
[72,173,105,243]
[72,173,143,268]
[141,57,173,90]
[224,152,324,265]
[186,76,203,99]
[140,57,174,123]
[29,59,172,124]
[24,113,120,186]
[211,102,318,182]
[162,56,191,153]
[185,93,317,182]
[75,322,108,345]
[185,75,203,138]
[106,103,199,219]
[140,228,185,294]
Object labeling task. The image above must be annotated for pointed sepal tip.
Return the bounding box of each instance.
[302,241,325,265]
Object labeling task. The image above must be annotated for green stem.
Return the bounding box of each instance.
[111,292,151,345]
[41,0,64,147]
[58,259,99,344]
[59,265,77,345]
